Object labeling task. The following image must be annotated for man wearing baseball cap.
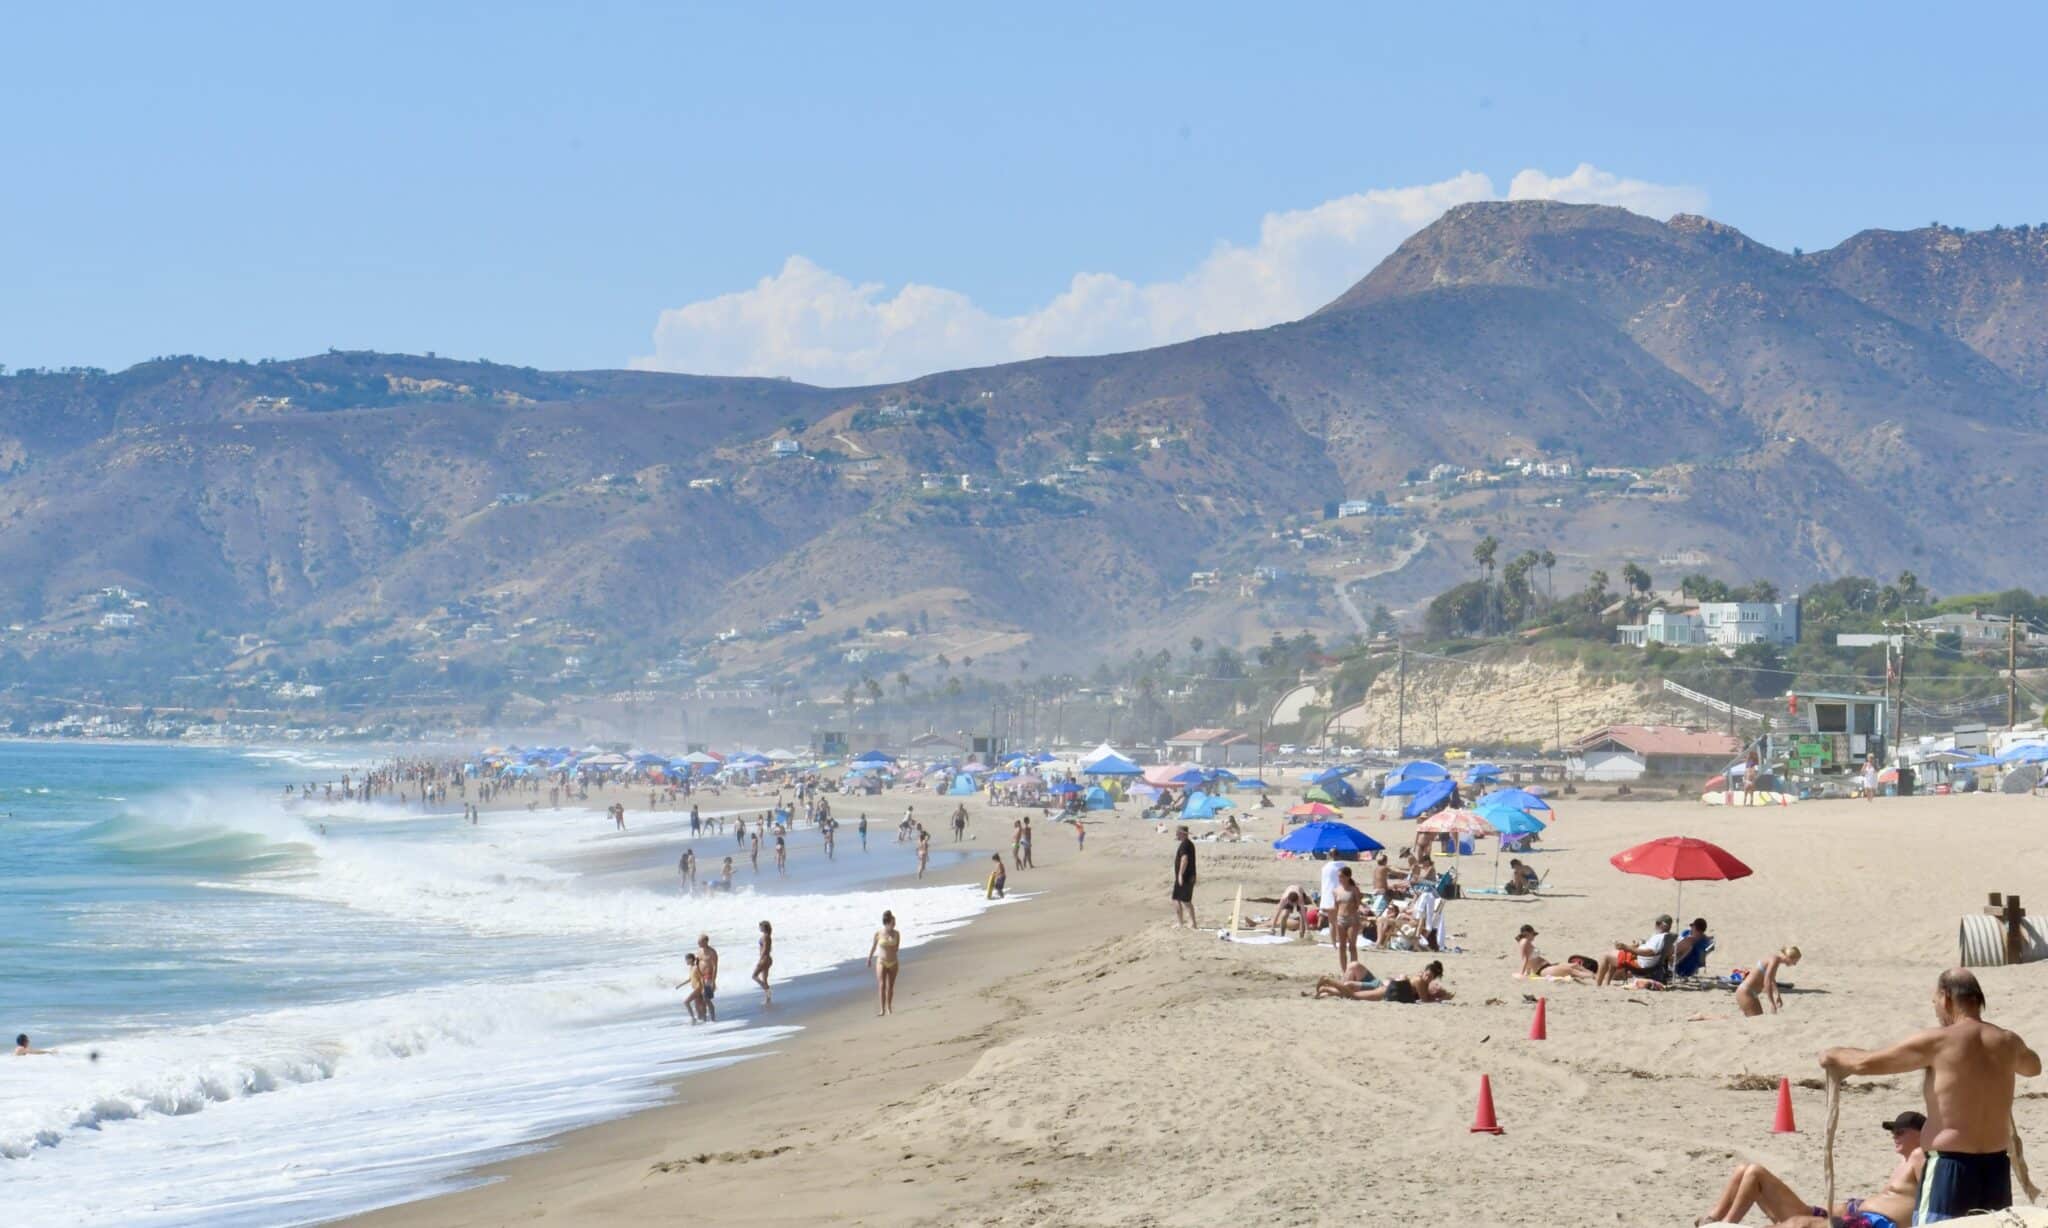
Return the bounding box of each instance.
[1696,1110,1924,1226]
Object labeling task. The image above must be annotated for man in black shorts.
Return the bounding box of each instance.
[1823,968,2041,1223]
[1171,825,1198,928]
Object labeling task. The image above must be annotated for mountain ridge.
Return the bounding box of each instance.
[2,201,2043,702]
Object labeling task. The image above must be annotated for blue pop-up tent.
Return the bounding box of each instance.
[1387,760,1449,786]
[1182,792,1235,819]
[1083,785,1115,811]
[947,773,978,795]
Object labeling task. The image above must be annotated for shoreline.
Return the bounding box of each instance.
[338,799,1100,1227]
[336,791,2048,1227]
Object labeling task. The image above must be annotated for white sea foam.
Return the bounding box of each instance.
[5,787,1002,1226]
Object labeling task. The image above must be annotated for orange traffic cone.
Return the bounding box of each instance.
[1470,1074,1505,1134]
[1771,1077,1797,1133]
[1529,997,1548,1041]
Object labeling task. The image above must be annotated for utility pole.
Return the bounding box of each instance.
[2013,614,2022,731]
[1553,697,1561,754]
[1395,644,1407,752]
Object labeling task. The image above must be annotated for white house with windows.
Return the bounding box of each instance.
[1697,600,1798,645]
[1619,600,1798,649]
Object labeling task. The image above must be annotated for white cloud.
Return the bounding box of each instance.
[1506,163,1709,218]
[634,164,1706,386]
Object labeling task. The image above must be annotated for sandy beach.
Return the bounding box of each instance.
[339,788,2048,1227]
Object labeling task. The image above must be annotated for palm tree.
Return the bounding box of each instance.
[1587,569,1611,609]
[1473,535,1499,583]
[1539,549,1556,604]
[896,670,911,697]
[863,677,883,704]
[1621,562,1652,596]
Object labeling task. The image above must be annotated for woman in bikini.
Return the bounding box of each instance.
[1335,960,1454,1003]
[1330,865,1364,972]
[1516,924,1596,983]
[1735,945,1801,1016]
[753,920,774,1006]
[867,909,901,1016]
[1310,962,1382,998]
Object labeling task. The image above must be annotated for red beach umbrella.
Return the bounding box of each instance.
[1288,802,1341,818]
[1610,836,1753,917]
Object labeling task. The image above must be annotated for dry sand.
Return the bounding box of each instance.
[342,788,2048,1227]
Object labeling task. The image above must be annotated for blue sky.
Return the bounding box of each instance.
[7,2,2047,383]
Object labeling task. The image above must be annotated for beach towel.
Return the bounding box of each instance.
[1411,891,1451,952]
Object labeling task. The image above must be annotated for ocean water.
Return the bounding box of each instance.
[0,742,995,1226]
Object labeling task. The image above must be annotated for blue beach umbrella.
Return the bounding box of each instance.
[1477,804,1548,837]
[1273,821,1384,855]
[1465,762,1503,783]
[1401,778,1456,819]
[1479,787,1552,813]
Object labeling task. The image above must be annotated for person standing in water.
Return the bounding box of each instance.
[858,814,868,851]
[753,920,774,1006]
[774,831,787,874]
[866,910,901,1016]
[750,829,761,871]
[719,856,735,891]
[695,934,720,1022]
[679,954,707,1023]
[916,827,931,879]
[678,848,696,892]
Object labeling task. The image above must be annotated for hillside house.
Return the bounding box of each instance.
[1567,725,1742,781]
[770,439,802,458]
[1619,600,1798,649]
[1912,610,2044,650]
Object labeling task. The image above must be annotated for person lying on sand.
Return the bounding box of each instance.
[1308,961,1380,998]
[1694,1109,1922,1227]
[1516,924,1596,983]
[1313,961,1453,1003]
[1736,946,1801,1017]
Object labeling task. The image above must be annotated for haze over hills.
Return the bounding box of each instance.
[2,202,2044,713]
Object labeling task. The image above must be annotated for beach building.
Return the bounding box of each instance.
[1566,725,1743,781]
[1162,727,1261,768]
[908,730,968,754]
[1777,689,1889,768]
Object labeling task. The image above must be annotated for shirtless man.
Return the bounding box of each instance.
[1696,1110,1924,1227]
[696,934,720,1022]
[14,1033,53,1055]
[1821,968,2041,1223]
